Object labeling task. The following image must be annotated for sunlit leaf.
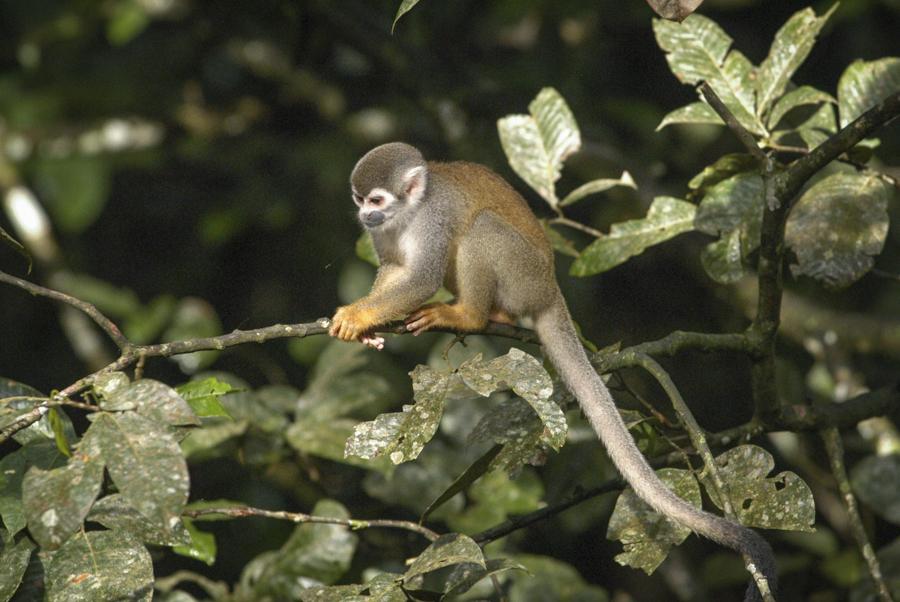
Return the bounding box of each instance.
[392,0,423,32]
[404,534,485,581]
[559,171,636,207]
[444,558,528,596]
[656,101,723,130]
[837,57,900,127]
[345,364,449,463]
[646,0,704,22]
[687,154,757,199]
[0,377,54,446]
[287,416,391,472]
[89,412,190,530]
[756,5,837,116]
[608,468,701,574]
[653,16,764,134]
[101,379,200,426]
[785,173,890,287]
[795,102,838,149]
[0,536,34,601]
[701,228,744,284]
[571,196,696,277]
[22,439,104,549]
[459,349,566,450]
[498,88,581,206]
[767,85,836,129]
[469,397,551,475]
[46,530,152,602]
[706,445,815,531]
[851,455,900,525]
[88,494,191,546]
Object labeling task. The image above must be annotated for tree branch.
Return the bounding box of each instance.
[699,82,767,164]
[183,506,440,541]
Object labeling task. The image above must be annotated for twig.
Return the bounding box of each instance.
[549,215,605,239]
[820,428,893,602]
[183,506,440,542]
[0,270,129,350]
[699,83,768,164]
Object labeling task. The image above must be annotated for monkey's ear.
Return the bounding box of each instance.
[402,166,427,202]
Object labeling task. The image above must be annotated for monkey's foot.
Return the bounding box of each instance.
[330,305,381,345]
[405,303,487,335]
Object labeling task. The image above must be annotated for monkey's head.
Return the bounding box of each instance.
[350,142,428,229]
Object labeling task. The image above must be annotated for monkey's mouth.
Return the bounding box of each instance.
[361,211,387,228]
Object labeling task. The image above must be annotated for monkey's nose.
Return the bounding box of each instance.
[362,211,385,227]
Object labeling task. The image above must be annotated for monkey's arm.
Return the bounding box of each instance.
[330,251,447,343]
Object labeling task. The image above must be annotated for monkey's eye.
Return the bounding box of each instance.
[352,193,364,205]
[368,195,384,206]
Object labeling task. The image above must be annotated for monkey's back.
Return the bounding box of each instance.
[428,161,552,261]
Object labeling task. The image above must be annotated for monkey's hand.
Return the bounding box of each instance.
[330,304,384,349]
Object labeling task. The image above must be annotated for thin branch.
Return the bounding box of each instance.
[775,384,900,431]
[183,506,440,542]
[0,270,129,350]
[549,215,605,239]
[699,83,767,164]
[473,479,623,544]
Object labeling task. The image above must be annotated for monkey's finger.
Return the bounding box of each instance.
[405,316,433,335]
[361,335,385,350]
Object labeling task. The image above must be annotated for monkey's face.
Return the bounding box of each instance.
[351,168,428,230]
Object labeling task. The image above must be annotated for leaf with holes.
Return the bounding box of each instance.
[785,173,889,288]
[838,57,900,127]
[498,88,581,206]
[701,228,745,284]
[608,468,702,573]
[706,444,815,531]
[0,537,34,601]
[694,172,764,256]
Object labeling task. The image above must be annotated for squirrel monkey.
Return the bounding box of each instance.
[330,142,776,600]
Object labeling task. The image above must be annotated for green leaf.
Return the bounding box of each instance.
[89,412,190,530]
[570,196,696,277]
[498,87,581,206]
[756,5,837,116]
[656,101,724,130]
[542,222,580,258]
[459,349,567,450]
[795,102,838,149]
[446,470,543,534]
[0,537,34,601]
[287,417,391,472]
[103,379,200,426]
[246,499,357,598]
[0,225,31,273]
[176,378,235,419]
[0,377,51,446]
[355,231,379,266]
[46,530,153,602]
[180,418,248,460]
[469,398,551,475]
[421,445,502,523]
[851,455,900,525]
[50,272,141,318]
[0,441,66,540]
[687,154,757,199]
[694,172,764,254]
[47,408,72,457]
[608,468,701,574]
[88,494,191,546]
[837,57,900,127]
[653,16,764,134]
[707,444,815,531]
[31,156,111,233]
[444,558,527,596]
[163,298,223,373]
[392,0,422,32]
[766,85,836,129]
[173,518,217,565]
[507,554,609,601]
[107,0,150,45]
[345,364,450,463]
[701,228,745,284]
[559,171,636,207]
[404,534,485,582]
[785,173,890,287]
[22,441,104,549]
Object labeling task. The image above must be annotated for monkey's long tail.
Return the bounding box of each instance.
[534,298,777,602]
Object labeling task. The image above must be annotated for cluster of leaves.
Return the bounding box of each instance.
[493,7,896,290]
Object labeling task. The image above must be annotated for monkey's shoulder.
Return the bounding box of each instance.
[427,160,549,255]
